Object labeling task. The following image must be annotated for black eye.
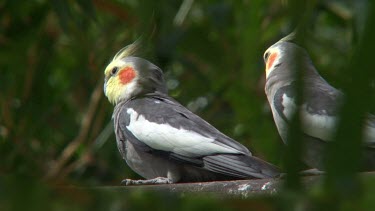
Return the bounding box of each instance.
[264,52,270,62]
[111,67,119,76]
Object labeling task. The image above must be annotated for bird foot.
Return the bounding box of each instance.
[121,177,173,186]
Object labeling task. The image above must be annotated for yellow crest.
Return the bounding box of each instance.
[112,38,142,62]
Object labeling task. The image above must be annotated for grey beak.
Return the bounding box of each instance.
[104,79,107,96]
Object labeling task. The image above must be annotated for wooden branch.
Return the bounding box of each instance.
[63,175,325,198]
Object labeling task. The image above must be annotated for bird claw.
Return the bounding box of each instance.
[121,177,173,186]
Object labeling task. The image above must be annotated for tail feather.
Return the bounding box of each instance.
[203,154,280,179]
[204,158,248,178]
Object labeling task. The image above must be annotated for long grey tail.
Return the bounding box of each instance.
[203,154,280,179]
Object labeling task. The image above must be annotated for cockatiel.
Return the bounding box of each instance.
[263,34,375,170]
[104,43,280,185]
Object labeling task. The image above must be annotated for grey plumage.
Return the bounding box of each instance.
[113,93,279,183]
[264,36,375,170]
[104,53,280,184]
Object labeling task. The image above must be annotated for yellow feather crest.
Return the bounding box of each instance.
[112,38,142,62]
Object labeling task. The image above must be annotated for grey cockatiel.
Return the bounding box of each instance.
[263,34,375,170]
[103,43,280,185]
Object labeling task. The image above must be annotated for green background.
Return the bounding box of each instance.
[1,0,375,210]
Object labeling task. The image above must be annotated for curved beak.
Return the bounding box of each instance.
[104,78,107,96]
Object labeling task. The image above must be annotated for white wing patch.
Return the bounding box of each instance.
[363,119,375,147]
[281,94,337,141]
[125,108,241,157]
[281,94,375,147]
[281,94,297,120]
[300,106,337,141]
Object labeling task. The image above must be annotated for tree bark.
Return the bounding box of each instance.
[65,175,330,198]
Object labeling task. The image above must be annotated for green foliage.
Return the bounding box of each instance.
[1,0,375,210]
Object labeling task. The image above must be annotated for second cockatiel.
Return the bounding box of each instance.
[104,42,280,185]
[263,34,375,170]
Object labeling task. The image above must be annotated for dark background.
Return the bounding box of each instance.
[1,0,375,210]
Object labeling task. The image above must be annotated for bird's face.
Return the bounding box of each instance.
[104,49,168,105]
[263,43,284,79]
[104,58,139,104]
[264,40,316,81]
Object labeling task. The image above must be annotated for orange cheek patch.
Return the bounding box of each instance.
[267,52,278,70]
[119,66,136,84]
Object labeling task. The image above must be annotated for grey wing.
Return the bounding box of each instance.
[130,95,251,155]
[273,81,342,142]
[119,96,279,178]
[115,103,204,167]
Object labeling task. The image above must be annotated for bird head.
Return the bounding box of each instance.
[263,42,285,78]
[104,43,168,104]
[263,32,311,79]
